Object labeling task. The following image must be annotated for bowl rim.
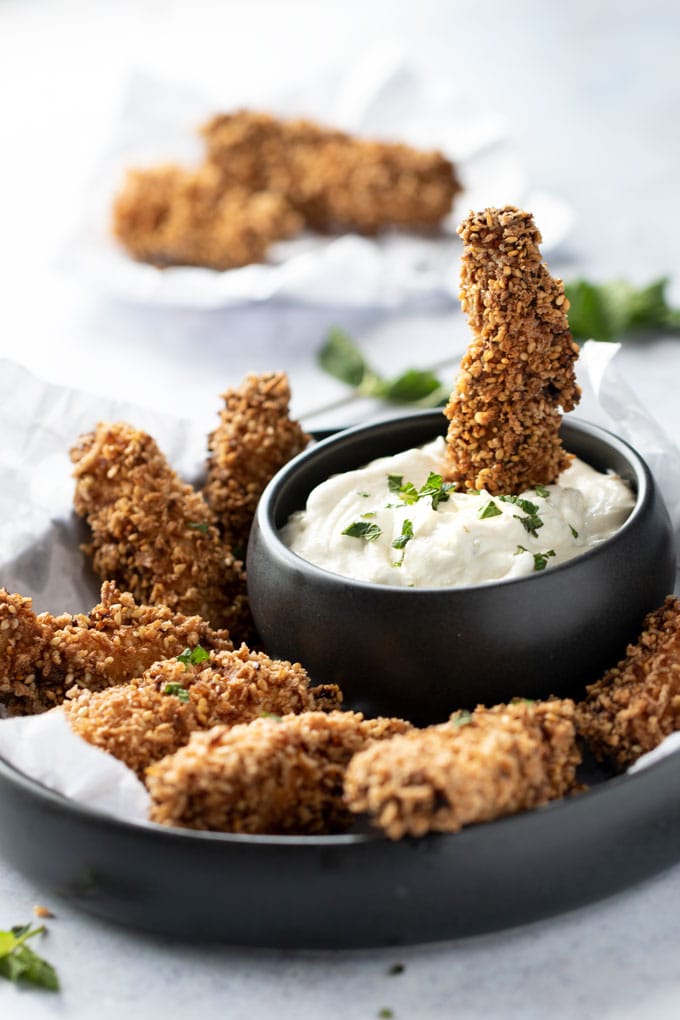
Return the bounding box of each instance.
[251,411,651,595]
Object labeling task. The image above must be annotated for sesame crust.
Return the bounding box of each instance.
[112,163,302,270]
[344,699,580,839]
[201,110,461,235]
[65,644,341,778]
[576,596,680,768]
[70,422,251,638]
[444,206,581,494]
[203,372,309,550]
[1,582,232,716]
[146,710,412,834]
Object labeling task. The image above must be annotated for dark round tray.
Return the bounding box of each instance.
[1,747,680,947]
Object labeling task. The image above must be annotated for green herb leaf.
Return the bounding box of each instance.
[478,500,502,520]
[515,513,544,538]
[187,522,210,534]
[260,711,283,722]
[342,521,382,542]
[388,963,405,975]
[318,326,373,388]
[452,710,473,728]
[569,524,579,538]
[418,472,457,510]
[381,368,446,404]
[565,277,680,342]
[361,511,377,519]
[378,1010,395,1019]
[177,645,210,668]
[0,925,59,991]
[534,485,550,498]
[163,683,190,702]
[498,495,539,515]
[515,545,528,555]
[532,549,556,571]
[391,519,414,566]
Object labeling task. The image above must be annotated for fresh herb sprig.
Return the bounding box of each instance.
[388,472,456,509]
[177,645,210,668]
[319,327,449,406]
[0,924,59,991]
[391,519,414,566]
[565,277,680,342]
[342,520,382,542]
[163,683,190,702]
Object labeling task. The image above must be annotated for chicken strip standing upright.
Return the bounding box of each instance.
[204,372,309,552]
[576,596,680,768]
[65,644,342,778]
[444,206,581,495]
[146,710,412,834]
[70,422,251,638]
[344,699,580,839]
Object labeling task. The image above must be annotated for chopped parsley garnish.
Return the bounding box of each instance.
[515,545,528,555]
[532,549,556,571]
[391,519,414,566]
[163,683,190,702]
[187,521,210,534]
[478,500,502,520]
[357,491,371,498]
[515,513,544,537]
[452,710,473,728]
[342,520,382,542]
[466,487,481,495]
[498,494,539,515]
[387,472,455,509]
[534,485,550,498]
[569,524,579,538]
[177,645,211,668]
[260,711,283,722]
[361,511,377,519]
[0,924,59,991]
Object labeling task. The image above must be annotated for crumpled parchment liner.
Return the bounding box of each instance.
[1,341,679,815]
[58,47,573,310]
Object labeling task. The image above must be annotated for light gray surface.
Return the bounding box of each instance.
[1,0,680,1015]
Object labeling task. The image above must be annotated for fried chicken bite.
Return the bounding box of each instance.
[0,590,68,716]
[202,110,461,234]
[576,596,680,769]
[203,372,309,551]
[146,710,412,833]
[64,644,342,778]
[1,582,232,717]
[444,207,581,495]
[344,699,580,839]
[112,163,302,270]
[70,422,250,638]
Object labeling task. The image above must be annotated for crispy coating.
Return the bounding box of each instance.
[112,163,302,270]
[1,582,232,717]
[202,110,461,235]
[64,644,342,778]
[70,422,251,638]
[147,710,412,833]
[0,590,63,716]
[444,207,581,494]
[344,699,580,839]
[576,596,680,768]
[204,372,309,550]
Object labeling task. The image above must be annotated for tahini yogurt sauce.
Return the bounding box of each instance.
[281,437,636,588]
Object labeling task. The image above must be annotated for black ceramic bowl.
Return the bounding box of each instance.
[247,411,676,724]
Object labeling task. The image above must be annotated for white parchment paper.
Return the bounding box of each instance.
[59,47,573,310]
[0,345,678,813]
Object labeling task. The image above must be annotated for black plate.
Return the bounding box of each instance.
[1,746,680,947]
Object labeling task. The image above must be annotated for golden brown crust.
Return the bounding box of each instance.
[202,110,461,234]
[344,699,580,839]
[70,422,251,637]
[576,596,680,768]
[146,710,412,833]
[112,163,302,270]
[64,644,342,778]
[1,582,232,716]
[203,372,309,550]
[444,207,580,494]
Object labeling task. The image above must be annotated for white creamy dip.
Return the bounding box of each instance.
[281,437,636,588]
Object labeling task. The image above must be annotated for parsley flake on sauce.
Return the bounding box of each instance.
[391,519,414,566]
[534,484,550,498]
[387,472,456,509]
[532,549,556,571]
[478,500,502,520]
[342,521,382,542]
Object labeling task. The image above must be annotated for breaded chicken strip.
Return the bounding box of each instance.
[70,422,250,638]
[147,710,412,833]
[0,590,67,716]
[344,699,580,839]
[204,372,309,551]
[1,582,232,717]
[444,207,581,495]
[65,645,342,778]
[576,596,680,768]
[112,163,302,270]
[202,111,461,235]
